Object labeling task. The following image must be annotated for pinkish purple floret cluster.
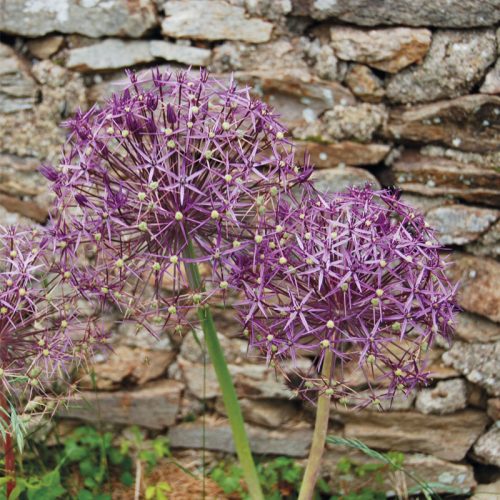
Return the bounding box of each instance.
[231,187,458,408]
[39,67,458,410]
[42,68,311,337]
[0,226,106,413]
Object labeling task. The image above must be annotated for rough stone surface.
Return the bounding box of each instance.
[0,0,158,38]
[312,166,381,194]
[80,346,176,390]
[392,152,500,207]
[471,480,500,500]
[387,30,497,103]
[416,379,468,415]
[443,342,500,396]
[454,312,500,343]
[217,398,300,428]
[487,399,500,421]
[386,95,500,153]
[425,205,499,245]
[344,64,385,103]
[330,27,431,73]
[236,70,355,129]
[59,380,184,429]
[323,451,476,496]
[169,419,312,457]
[295,141,390,168]
[0,43,37,114]
[322,104,387,143]
[472,425,500,467]
[0,61,87,161]
[67,39,211,72]
[466,219,500,258]
[149,41,211,67]
[26,36,64,59]
[480,59,500,95]
[446,254,500,323]
[161,1,273,43]
[303,0,500,28]
[333,409,489,461]
[212,39,307,74]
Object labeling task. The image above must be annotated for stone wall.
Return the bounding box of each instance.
[1,0,499,495]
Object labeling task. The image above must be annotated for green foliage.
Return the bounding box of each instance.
[210,456,329,500]
[145,481,172,500]
[63,425,132,498]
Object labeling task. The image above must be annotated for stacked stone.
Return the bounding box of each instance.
[0,0,499,495]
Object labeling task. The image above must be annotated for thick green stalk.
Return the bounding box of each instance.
[298,350,333,500]
[183,241,264,500]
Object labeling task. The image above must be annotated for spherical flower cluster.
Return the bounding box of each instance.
[0,226,106,415]
[232,187,458,408]
[43,68,312,334]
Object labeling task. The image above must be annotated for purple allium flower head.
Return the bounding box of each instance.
[0,226,106,414]
[43,68,312,334]
[232,186,458,409]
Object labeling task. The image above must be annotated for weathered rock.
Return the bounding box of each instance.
[471,480,500,500]
[115,321,173,351]
[400,194,452,214]
[0,205,34,226]
[178,356,304,401]
[302,0,500,28]
[66,39,211,72]
[169,419,312,457]
[393,152,500,207]
[416,379,468,415]
[330,27,431,74]
[454,312,500,343]
[446,254,500,323]
[235,71,355,129]
[0,0,157,38]
[295,141,390,168]
[386,95,500,153]
[161,0,273,43]
[322,104,388,143]
[303,38,343,81]
[344,64,385,103]
[0,154,47,198]
[387,30,497,104]
[443,342,500,396]
[420,145,500,169]
[0,62,87,161]
[323,450,476,496]
[312,167,381,194]
[466,219,500,258]
[425,205,499,245]
[0,43,37,114]
[487,399,500,420]
[472,425,500,467]
[216,398,300,428]
[79,346,176,390]
[212,39,307,74]
[332,409,489,461]
[480,59,500,95]
[26,36,64,59]
[59,380,184,429]
[149,41,211,67]
[0,194,48,224]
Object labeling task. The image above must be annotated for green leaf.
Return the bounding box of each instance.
[120,471,134,487]
[77,489,94,500]
[145,486,156,499]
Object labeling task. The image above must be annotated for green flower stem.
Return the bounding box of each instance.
[298,349,333,500]
[183,241,264,500]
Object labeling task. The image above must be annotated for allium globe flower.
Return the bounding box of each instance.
[0,226,105,414]
[232,187,458,409]
[42,68,312,334]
